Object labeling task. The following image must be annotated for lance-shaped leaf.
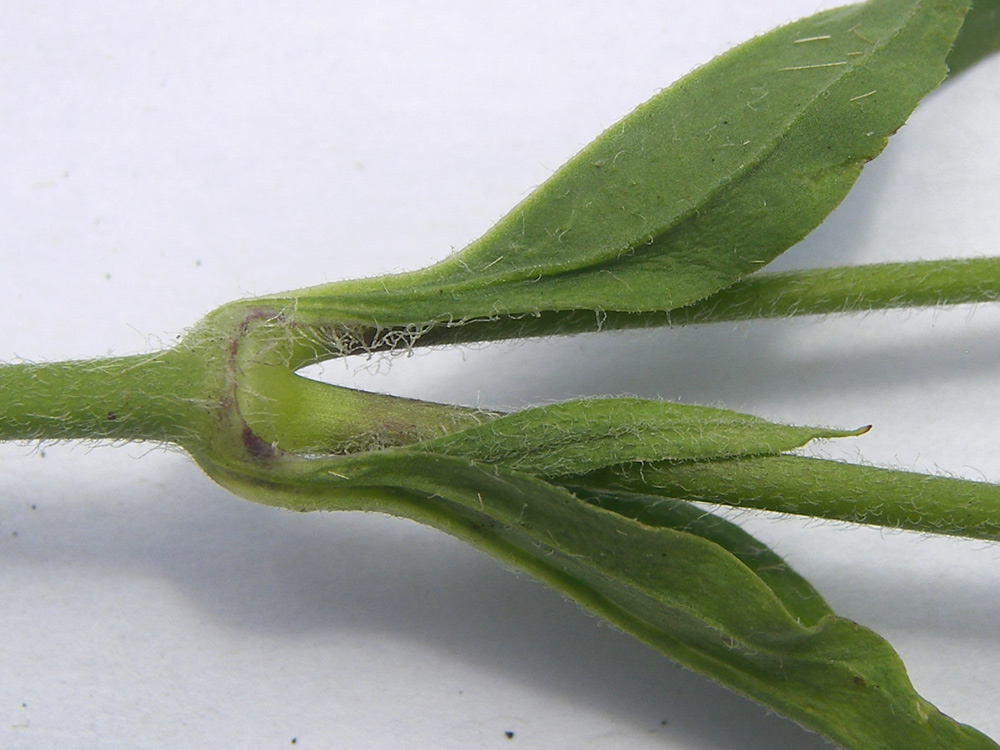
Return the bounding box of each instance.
[196,449,998,750]
[272,0,969,338]
[415,397,865,476]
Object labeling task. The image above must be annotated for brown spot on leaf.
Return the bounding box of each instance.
[242,425,277,460]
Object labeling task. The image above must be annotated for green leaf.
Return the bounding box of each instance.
[273,0,970,339]
[568,483,835,627]
[415,397,864,476]
[947,0,1000,76]
[578,453,1000,542]
[198,449,999,750]
[2,1,995,747]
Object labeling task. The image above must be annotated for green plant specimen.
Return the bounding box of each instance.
[2,0,999,747]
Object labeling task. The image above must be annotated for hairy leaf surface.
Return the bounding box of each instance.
[199,449,998,750]
[277,0,970,338]
[416,397,863,476]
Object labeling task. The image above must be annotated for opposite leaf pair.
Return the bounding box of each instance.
[3,0,999,748]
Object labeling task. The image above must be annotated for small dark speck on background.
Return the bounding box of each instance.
[291,739,297,745]
[504,730,514,739]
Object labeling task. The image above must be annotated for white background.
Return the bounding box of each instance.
[1,1,999,748]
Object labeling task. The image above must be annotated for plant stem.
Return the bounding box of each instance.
[577,455,1000,542]
[355,257,1000,351]
[0,347,216,445]
[0,305,493,460]
[669,257,1000,325]
[5,257,997,455]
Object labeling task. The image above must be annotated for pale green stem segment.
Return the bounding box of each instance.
[0,303,487,456]
[235,351,490,455]
[574,454,1000,542]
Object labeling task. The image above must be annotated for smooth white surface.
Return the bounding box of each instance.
[1,2,998,748]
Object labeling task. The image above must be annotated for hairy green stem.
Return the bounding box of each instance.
[577,454,1000,542]
[6,257,995,454]
[0,303,491,460]
[372,257,1000,351]
[0,349,215,445]
[670,256,1000,325]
